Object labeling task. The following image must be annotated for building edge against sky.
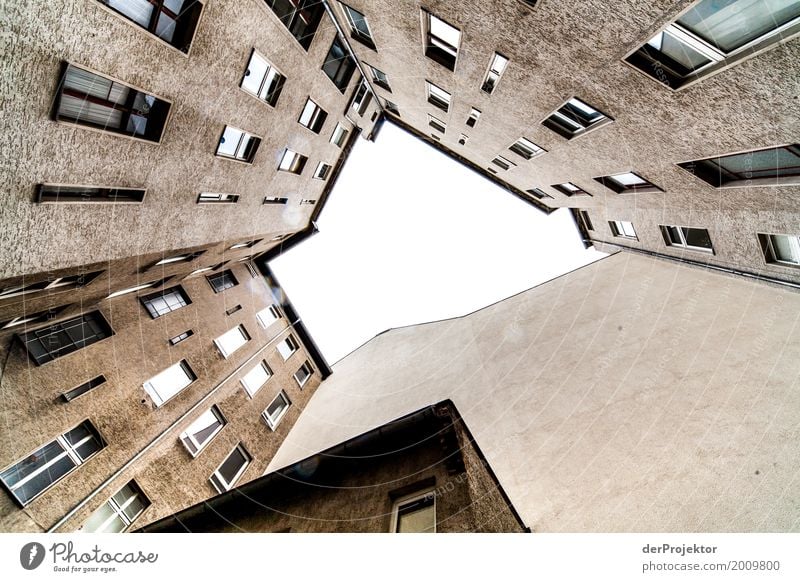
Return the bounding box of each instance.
[0,0,798,532]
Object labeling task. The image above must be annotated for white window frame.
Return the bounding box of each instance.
[661,225,714,253]
[278,149,307,174]
[481,52,509,94]
[760,233,800,267]
[262,390,291,430]
[426,81,451,112]
[180,406,226,457]
[293,361,314,388]
[240,49,285,106]
[198,193,238,204]
[298,98,326,132]
[214,325,250,358]
[609,220,638,240]
[491,156,516,171]
[466,107,481,127]
[342,3,375,46]
[390,490,436,533]
[209,444,251,493]
[81,481,149,533]
[428,114,446,133]
[330,123,349,147]
[142,360,196,407]
[216,126,260,163]
[241,360,272,397]
[256,304,282,328]
[509,137,545,160]
[423,11,462,70]
[313,161,332,180]
[277,335,299,361]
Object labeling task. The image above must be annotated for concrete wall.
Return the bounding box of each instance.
[335,0,800,283]
[270,253,800,531]
[0,260,322,531]
[0,0,378,279]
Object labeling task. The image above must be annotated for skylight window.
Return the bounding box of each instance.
[542,97,613,139]
[423,11,461,70]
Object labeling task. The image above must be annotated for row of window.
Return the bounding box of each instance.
[538,144,800,202]
[580,211,800,267]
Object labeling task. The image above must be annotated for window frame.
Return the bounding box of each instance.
[758,232,800,268]
[293,361,314,388]
[365,64,391,92]
[594,171,664,194]
[676,144,800,188]
[609,220,638,240]
[298,98,328,133]
[277,334,299,361]
[215,125,262,164]
[426,81,451,112]
[206,270,238,294]
[239,48,286,107]
[240,360,273,397]
[16,311,114,366]
[526,188,553,201]
[390,490,436,533]
[81,480,150,533]
[428,114,446,133]
[623,0,800,91]
[481,52,509,94]
[180,405,227,457]
[0,420,105,507]
[36,183,147,204]
[209,443,251,493]
[660,225,715,253]
[313,162,332,180]
[214,325,250,359]
[322,36,357,94]
[139,285,191,319]
[508,137,546,160]
[422,10,461,71]
[142,359,197,407]
[330,123,349,147]
[278,149,308,175]
[541,97,613,140]
[341,2,376,49]
[262,390,292,430]
[552,182,593,197]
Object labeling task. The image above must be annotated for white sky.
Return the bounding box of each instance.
[271,123,606,364]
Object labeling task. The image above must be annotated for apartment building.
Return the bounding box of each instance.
[1,0,798,533]
[140,401,528,533]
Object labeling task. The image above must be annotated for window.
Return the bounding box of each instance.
[758,233,800,267]
[625,0,800,89]
[187,264,223,277]
[140,286,191,318]
[677,144,800,188]
[383,99,400,116]
[526,188,553,200]
[595,171,663,194]
[81,481,149,533]
[207,270,238,293]
[17,311,114,366]
[428,114,446,133]
[298,98,328,133]
[197,193,239,204]
[293,361,313,388]
[143,360,196,406]
[322,36,356,93]
[313,162,332,180]
[577,210,594,231]
[95,0,203,53]
[542,97,613,139]
[466,107,481,128]
[263,0,324,50]
[609,220,638,240]
[244,262,259,278]
[552,182,592,197]
[331,123,349,147]
[241,360,272,397]
[342,3,376,48]
[151,251,205,268]
[458,134,468,145]
[180,406,226,457]
[225,304,242,317]
[367,65,391,91]
[62,375,106,402]
[481,52,509,94]
[256,305,281,328]
[54,64,170,142]
[0,421,105,506]
[423,11,461,70]
[216,126,261,163]
[0,270,102,300]
[278,149,308,174]
[426,81,451,112]
[262,391,291,430]
[209,444,250,493]
[1,306,70,331]
[240,50,285,106]
[351,78,373,115]
[392,491,435,533]
[299,199,316,206]
[214,325,250,358]
[169,330,194,345]
[107,277,169,299]
[36,184,145,204]
[264,196,289,205]
[277,335,299,360]
[229,239,261,250]
[509,137,546,160]
[661,225,714,252]
[491,156,516,171]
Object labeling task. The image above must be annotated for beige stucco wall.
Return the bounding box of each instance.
[270,253,800,532]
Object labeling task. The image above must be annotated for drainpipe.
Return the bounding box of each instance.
[46,322,300,532]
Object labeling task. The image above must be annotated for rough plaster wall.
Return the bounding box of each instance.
[0,0,374,279]
[337,0,800,282]
[0,262,322,531]
[270,253,800,532]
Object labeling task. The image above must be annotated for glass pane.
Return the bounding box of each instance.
[677,0,800,52]
[266,393,288,418]
[682,227,713,249]
[216,327,247,357]
[14,455,76,505]
[242,362,270,394]
[429,15,460,48]
[242,53,268,96]
[217,127,242,157]
[299,100,317,126]
[646,30,712,71]
[397,499,435,533]
[106,0,154,28]
[83,502,119,533]
[771,234,800,263]
[666,226,682,244]
[122,494,147,522]
[716,146,800,177]
[218,448,247,482]
[612,173,647,186]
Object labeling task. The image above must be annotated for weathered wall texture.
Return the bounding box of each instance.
[0,0,378,279]
[336,0,800,282]
[0,260,322,531]
[271,253,800,532]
